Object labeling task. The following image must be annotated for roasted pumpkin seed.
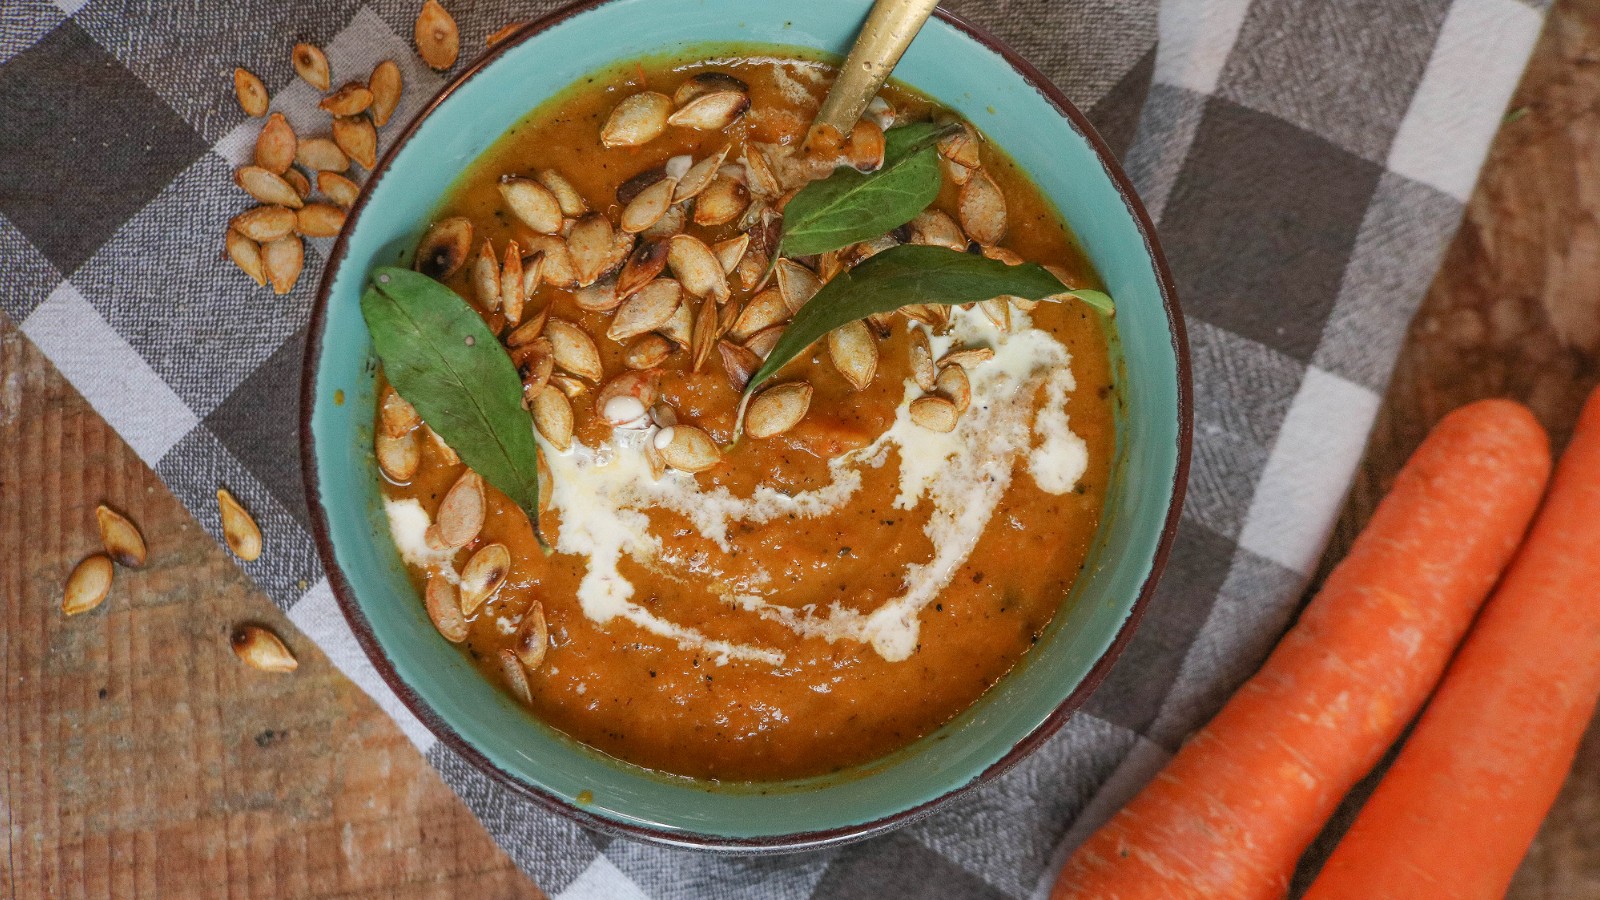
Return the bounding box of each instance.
[655,425,720,473]
[712,234,750,275]
[596,369,661,427]
[517,340,555,400]
[608,278,681,341]
[295,202,345,238]
[938,346,994,370]
[620,176,678,234]
[729,287,788,341]
[959,169,1007,246]
[640,203,686,241]
[826,320,878,391]
[459,543,510,614]
[546,318,603,382]
[514,602,548,669]
[549,373,587,398]
[935,362,971,412]
[689,297,720,372]
[774,258,822,314]
[262,235,304,295]
[499,647,534,702]
[292,43,331,91]
[426,574,468,642]
[235,166,303,208]
[232,625,298,672]
[909,327,936,390]
[62,554,114,615]
[283,167,312,200]
[745,381,812,439]
[473,238,501,311]
[844,119,886,172]
[234,67,269,117]
[658,300,694,347]
[617,240,669,299]
[742,145,782,199]
[369,60,403,127]
[380,385,421,437]
[938,120,981,168]
[573,278,620,312]
[414,0,460,70]
[536,169,587,217]
[601,92,672,148]
[667,90,749,130]
[910,209,966,251]
[524,234,577,288]
[693,175,748,227]
[718,340,761,391]
[910,395,960,432]
[499,175,563,234]
[376,429,421,481]
[254,113,296,174]
[567,213,616,286]
[415,217,473,280]
[673,71,748,106]
[332,115,377,170]
[624,333,673,369]
[217,488,262,561]
[668,234,728,303]
[743,324,784,359]
[296,137,348,173]
[425,469,484,550]
[500,240,525,325]
[672,145,729,202]
[320,82,371,117]
[226,229,266,286]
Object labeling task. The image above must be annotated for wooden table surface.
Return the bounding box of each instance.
[6,1,1600,896]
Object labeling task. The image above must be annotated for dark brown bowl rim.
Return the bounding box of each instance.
[300,0,1192,855]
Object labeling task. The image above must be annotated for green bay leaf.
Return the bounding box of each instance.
[743,244,1110,400]
[361,266,546,546]
[777,122,954,258]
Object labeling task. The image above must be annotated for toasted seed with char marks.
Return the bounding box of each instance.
[296,137,348,173]
[689,297,720,373]
[545,318,603,382]
[217,488,262,561]
[617,240,669,299]
[910,395,959,432]
[415,0,460,70]
[295,202,345,238]
[574,278,621,312]
[499,648,534,702]
[332,115,378,170]
[263,235,304,295]
[693,175,749,227]
[609,278,681,341]
[667,91,749,130]
[234,67,269,117]
[602,92,672,148]
[254,113,296,174]
[414,216,473,280]
[515,339,555,400]
[672,145,729,202]
[674,71,748,106]
[235,166,303,208]
[62,554,113,615]
[746,381,812,439]
[656,425,720,473]
[227,229,266,286]
[369,60,403,127]
[425,469,483,550]
[292,43,331,91]
[232,625,298,672]
[321,81,374,116]
[523,234,577,288]
[458,542,510,614]
[624,333,673,369]
[376,428,420,481]
[95,505,147,568]
[826,320,877,391]
[426,574,468,642]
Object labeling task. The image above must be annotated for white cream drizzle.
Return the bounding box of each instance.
[385,306,1090,667]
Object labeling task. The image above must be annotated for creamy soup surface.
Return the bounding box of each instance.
[376,52,1116,781]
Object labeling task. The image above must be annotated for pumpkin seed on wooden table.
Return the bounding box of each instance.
[232,625,298,672]
[233,67,269,117]
[291,43,331,91]
[62,554,113,616]
[95,505,147,568]
[415,0,460,70]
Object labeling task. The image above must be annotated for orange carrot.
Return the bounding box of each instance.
[1051,400,1551,900]
[1306,387,1600,899]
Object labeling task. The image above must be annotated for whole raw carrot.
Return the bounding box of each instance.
[1051,400,1551,900]
[1306,387,1600,899]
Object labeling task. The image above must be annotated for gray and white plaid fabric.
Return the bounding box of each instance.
[0,0,1547,896]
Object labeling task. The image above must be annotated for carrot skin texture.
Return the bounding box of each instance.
[1052,400,1551,900]
[1307,388,1600,900]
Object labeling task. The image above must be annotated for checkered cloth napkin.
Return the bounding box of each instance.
[0,0,1548,895]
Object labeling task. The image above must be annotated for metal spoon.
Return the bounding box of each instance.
[804,0,941,155]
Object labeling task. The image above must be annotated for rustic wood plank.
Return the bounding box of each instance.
[1321,0,1600,896]
[0,319,541,897]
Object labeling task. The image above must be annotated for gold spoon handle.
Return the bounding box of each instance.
[808,0,941,148]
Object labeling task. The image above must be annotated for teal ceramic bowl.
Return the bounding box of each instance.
[302,0,1189,851]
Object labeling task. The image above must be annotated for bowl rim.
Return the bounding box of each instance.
[300,0,1192,853]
